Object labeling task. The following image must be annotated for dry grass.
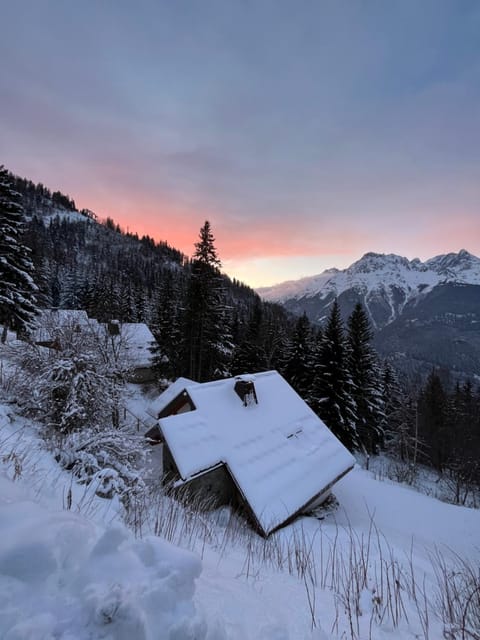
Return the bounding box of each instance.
[126,483,479,639]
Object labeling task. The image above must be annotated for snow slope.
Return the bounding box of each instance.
[194,466,480,639]
[258,250,480,305]
[27,206,90,226]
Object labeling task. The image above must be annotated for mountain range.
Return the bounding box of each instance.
[258,251,480,381]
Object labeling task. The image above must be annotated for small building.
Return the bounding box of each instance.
[106,322,157,383]
[31,309,94,349]
[146,371,355,536]
[31,311,158,384]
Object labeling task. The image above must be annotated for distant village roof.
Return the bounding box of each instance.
[114,323,156,369]
[153,371,355,536]
[32,309,93,342]
[31,311,156,373]
[148,377,198,417]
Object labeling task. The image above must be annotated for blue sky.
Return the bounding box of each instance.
[1,0,479,286]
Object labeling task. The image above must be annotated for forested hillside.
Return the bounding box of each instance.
[11,170,291,380]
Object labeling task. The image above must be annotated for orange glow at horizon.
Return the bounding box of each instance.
[80,188,370,261]
[72,186,479,288]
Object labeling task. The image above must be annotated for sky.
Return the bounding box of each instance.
[1,1,479,287]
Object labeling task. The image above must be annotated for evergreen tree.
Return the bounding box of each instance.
[78,278,97,317]
[193,220,221,267]
[230,298,268,374]
[283,312,314,399]
[417,370,449,470]
[134,288,148,322]
[309,299,357,450]
[347,303,384,453]
[444,381,480,500]
[382,362,422,474]
[0,166,39,342]
[261,304,289,371]
[151,270,183,380]
[41,356,108,434]
[61,268,82,309]
[182,221,232,381]
[21,216,51,308]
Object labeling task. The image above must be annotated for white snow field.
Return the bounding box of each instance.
[1,403,479,640]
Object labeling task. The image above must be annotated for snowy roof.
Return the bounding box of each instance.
[113,323,156,368]
[148,377,198,417]
[32,309,92,342]
[36,309,90,326]
[157,371,355,535]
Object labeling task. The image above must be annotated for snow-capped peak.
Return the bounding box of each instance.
[257,250,480,304]
[425,249,480,274]
[347,252,421,275]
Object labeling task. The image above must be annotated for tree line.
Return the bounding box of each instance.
[419,372,480,499]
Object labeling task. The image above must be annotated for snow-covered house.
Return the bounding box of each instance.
[105,321,157,383]
[31,311,157,384]
[32,309,95,349]
[146,371,355,536]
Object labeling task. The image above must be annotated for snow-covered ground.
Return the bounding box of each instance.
[0,408,209,640]
[1,401,479,640]
[0,477,206,640]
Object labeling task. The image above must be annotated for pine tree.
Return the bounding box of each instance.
[261,304,289,371]
[382,362,422,472]
[78,278,97,317]
[42,356,107,434]
[283,312,314,399]
[21,216,51,308]
[61,268,81,309]
[230,298,268,375]
[309,299,357,450]
[445,381,480,500]
[151,270,183,380]
[417,370,449,471]
[182,221,232,381]
[347,303,384,453]
[193,220,221,268]
[0,166,39,342]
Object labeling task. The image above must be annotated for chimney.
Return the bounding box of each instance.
[234,377,258,406]
[108,320,120,336]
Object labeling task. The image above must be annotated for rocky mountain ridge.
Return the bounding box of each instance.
[258,250,480,329]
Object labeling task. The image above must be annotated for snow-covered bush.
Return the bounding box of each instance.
[2,321,149,506]
[55,425,148,503]
[39,355,114,433]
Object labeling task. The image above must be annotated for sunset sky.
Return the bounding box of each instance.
[1,1,479,287]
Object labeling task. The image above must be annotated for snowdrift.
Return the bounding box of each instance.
[0,476,207,640]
